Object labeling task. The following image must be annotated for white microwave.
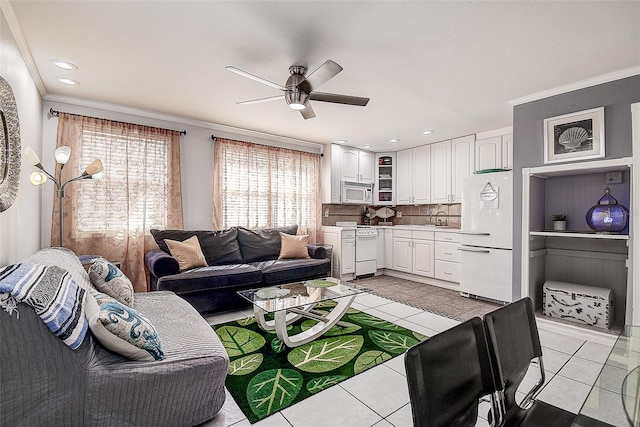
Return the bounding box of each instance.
[342,181,373,204]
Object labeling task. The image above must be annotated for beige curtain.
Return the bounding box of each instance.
[52,113,183,292]
[213,138,322,242]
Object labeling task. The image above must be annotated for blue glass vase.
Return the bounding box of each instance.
[585,187,628,233]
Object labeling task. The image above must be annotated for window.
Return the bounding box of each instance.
[76,126,173,233]
[214,138,320,239]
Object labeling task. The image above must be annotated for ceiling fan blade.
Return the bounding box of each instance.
[309,91,369,106]
[226,66,286,91]
[304,60,343,91]
[236,95,282,105]
[300,104,316,120]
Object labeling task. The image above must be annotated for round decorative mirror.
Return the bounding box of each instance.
[0,76,21,212]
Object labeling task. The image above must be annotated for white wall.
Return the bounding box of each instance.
[0,7,43,265]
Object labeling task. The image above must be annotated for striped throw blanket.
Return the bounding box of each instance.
[0,263,88,350]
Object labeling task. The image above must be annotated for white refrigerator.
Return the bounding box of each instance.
[459,171,513,303]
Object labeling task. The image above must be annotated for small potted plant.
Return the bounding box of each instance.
[552,213,567,231]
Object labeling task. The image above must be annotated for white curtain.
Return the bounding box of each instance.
[212,138,322,242]
[53,113,183,291]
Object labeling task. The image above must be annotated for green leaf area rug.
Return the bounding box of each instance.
[213,301,428,423]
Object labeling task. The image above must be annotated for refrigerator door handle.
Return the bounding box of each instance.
[458,247,491,253]
[459,232,491,236]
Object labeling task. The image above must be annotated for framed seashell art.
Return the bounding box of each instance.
[543,107,605,164]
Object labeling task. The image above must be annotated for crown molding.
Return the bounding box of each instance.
[44,94,325,153]
[509,66,640,106]
[0,0,47,97]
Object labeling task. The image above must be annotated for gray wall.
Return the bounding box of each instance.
[513,75,640,299]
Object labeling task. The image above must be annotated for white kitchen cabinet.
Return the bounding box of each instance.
[434,231,460,283]
[341,147,374,184]
[451,135,475,203]
[392,229,434,278]
[392,234,413,273]
[475,133,513,171]
[376,229,385,269]
[431,136,474,203]
[341,230,356,275]
[396,145,430,204]
[384,228,394,268]
[375,153,395,205]
[321,226,356,280]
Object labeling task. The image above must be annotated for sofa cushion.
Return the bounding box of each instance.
[85,289,164,361]
[237,225,298,262]
[88,259,135,306]
[198,228,244,265]
[156,264,263,294]
[279,233,310,259]
[150,228,243,266]
[165,235,208,271]
[254,257,331,285]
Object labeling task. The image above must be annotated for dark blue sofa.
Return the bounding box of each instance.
[145,225,331,314]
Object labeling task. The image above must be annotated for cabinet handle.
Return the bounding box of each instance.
[444,252,452,255]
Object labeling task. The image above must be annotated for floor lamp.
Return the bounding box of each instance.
[24,146,103,247]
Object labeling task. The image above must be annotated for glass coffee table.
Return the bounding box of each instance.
[237,278,369,348]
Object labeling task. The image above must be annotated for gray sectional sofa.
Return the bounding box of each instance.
[0,248,229,426]
[145,225,332,314]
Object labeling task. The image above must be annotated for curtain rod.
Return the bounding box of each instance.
[49,108,187,136]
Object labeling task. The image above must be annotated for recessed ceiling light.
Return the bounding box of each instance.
[389,138,400,143]
[422,130,434,135]
[51,59,77,70]
[363,145,372,149]
[337,140,347,144]
[57,77,79,86]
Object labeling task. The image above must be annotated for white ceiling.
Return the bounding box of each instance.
[7,1,640,152]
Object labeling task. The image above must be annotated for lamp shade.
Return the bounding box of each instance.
[30,171,47,185]
[54,146,72,164]
[24,146,42,167]
[84,159,103,176]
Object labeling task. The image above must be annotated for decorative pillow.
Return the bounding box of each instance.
[150,228,243,266]
[85,289,164,361]
[164,235,208,271]
[279,233,310,259]
[88,259,134,307]
[237,225,298,262]
[197,228,244,266]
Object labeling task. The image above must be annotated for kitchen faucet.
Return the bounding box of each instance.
[435,211,448,226]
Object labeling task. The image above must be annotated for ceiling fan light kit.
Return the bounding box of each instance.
[227,60,369,120]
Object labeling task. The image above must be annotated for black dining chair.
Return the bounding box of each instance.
[405,317,503,427]
[483,297,576,427]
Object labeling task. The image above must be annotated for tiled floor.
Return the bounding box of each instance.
[201,293,618,427]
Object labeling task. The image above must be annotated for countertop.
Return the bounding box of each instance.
[322,225,460,233]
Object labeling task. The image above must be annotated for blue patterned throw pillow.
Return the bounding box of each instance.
[88,259,134,307]
[85,289,164,361]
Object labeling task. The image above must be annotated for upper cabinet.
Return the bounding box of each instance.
[475,127,513,171]
[431,135,475,203]
[341,147,374,184]
[375,153,396,205]
[397,145,430,205]
[322,144,375,204]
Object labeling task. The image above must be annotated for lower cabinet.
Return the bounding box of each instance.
[434,231,460,282]
[392,230,434,278]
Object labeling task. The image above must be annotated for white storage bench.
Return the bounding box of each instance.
[543,280,614,329]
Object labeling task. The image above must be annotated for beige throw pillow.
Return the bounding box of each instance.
[165,235,207,271]
[278,233,310,259]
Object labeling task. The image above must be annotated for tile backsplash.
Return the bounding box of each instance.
[322,203,461,228]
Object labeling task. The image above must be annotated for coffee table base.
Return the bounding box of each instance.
[253,294,357,347]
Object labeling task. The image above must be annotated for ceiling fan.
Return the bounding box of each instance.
[226,60,369,119]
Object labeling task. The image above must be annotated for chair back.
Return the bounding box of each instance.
[405,317,498,427]
[484,297,544,426]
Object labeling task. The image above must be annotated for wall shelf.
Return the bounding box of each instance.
[529,231,629,240]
